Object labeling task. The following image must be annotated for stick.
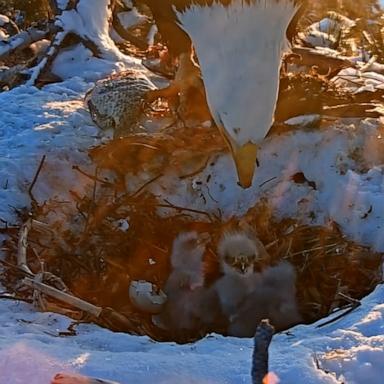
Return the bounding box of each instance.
[316,297,361,328]
[252,319,274,384]
[17,217,33,275]
[0,258,34,277]
[23,277,102,317]
[0,294,33,304]
[161,199,213,221]
[0,25,57,60]
[31,219,54,235]
[72,165,113,186]
[291,46,355,74]
[323,103,382,118]
[112,12,148,50]
[28,155,46,202]
[0,64,29,89]
[27,30,66,86]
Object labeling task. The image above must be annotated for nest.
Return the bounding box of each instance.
[1,171,382,343]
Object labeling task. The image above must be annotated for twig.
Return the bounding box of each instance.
[0,259,34,277]
[129,173,163,198]
[291,46,355,73]
[28,155,46,203]
[31,219,54,235]
[27,30,66,86]
[17,217,33,275]
[316,297,361,328]
[337,291,361,305]
[72,165,113,186]
[0,294,33,304]
[112,11,148,50]
[23,277,102,317]
[0,64,29,89]
[23,277,143,336]
[290,243,339,257]
[252,319,274,384]
[161,199,213,221]
[259,176,277,188]
[83,167,99,234]
[179,156,210,179]
[0,24,58,60]
[323,103,382,118]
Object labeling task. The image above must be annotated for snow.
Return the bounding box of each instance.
[0,77,100,226]
[57,0,141,65]
[140,117,384,251]
[0,14,9,26]
[0,4,384,384]
[0,282,382,383]
[118,9,148,30]
[333,68,384,93]
[300,13,355,49]
[52,43,127,81]
[0,28,8,41]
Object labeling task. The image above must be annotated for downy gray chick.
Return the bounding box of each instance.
[217,231,268,276]
[228,261,302,337]
[153,232,221,335]
[214,231,268,321]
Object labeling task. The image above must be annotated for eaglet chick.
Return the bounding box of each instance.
[153,231,221,336]
[214,232,301,337]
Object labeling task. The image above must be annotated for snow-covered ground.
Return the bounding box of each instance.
[1,4,384,384]
[0,283,382,384]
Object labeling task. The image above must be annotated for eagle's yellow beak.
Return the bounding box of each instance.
[219,126,258,188]
[232,141,258,188]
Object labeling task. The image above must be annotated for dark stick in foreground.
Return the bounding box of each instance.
[252,319,275,384]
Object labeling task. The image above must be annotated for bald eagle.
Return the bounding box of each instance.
[141,0,305,188]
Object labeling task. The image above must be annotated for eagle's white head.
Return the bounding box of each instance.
[176,0,301,187]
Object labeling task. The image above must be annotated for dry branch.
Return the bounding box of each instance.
[28,154,46,202]
[23,276,148,335]
[323,103,382,118]
[31,219,54,235]
[316,292,361,328]
[0,24,58,60]
[27,30,66,86]
[17,217,33,275]
[112,13,148,50]
[291,46,356,74]
[252,320,274,384]
[0,64,28,88]
[23,277,103,317]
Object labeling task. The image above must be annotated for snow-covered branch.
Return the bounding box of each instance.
[0,23,58,60]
